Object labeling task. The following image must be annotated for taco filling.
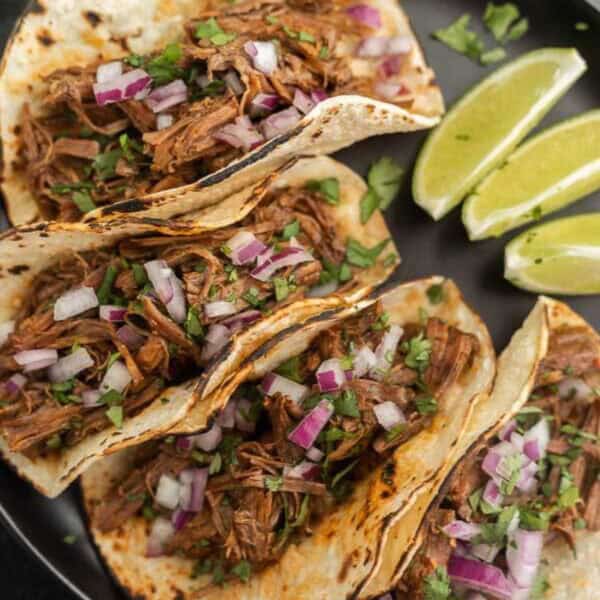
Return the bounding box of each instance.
[17,0,435,221]
[0,180,387,456]
[88,301,479,586]
[393,323,600,600]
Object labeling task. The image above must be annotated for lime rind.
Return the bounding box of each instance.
[504,213,600,295]
[463,109,600,240]
[413,48,587,220]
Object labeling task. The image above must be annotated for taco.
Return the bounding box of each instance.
[0,156,396,497]
[80,277,495,599]
[363,298,600,600]
[0,0,443,225]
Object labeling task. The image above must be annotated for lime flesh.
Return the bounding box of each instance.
[463,110,600,239]
[505,214,600,295]
[413,48,587,220]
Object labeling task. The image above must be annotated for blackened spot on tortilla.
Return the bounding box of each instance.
[29,2,45,14]
[100,199,147,216]
[37,30,55,46]
[13,125,21,135]
[40,232,49,238]
[380,490,391,499]
[84,11,102,27]
[338,553,354,582]
[8,265,29,275]
[363,547,372,565]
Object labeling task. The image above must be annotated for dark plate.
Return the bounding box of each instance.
[0,1,599,598]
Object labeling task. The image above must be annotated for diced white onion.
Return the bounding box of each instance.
[373,401,406,431]
[155,475,181,510]
[0,320,15,347]
[48,348,94,383]
[54,287,99,321]
[370,325,404,381]
[100,360,132,394]
[96,61,123,84]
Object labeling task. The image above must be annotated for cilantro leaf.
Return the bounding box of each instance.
[426,283,445,305]
[483,3,520,41]
[265,475,283,492]
[306,178,340,205]
[360,188,381,224]
[231,560,252,583]
[281,219,300,240]
[415,394,438,415]
[481,46,507,65]
[402,333,432,373]
[367,157,404,210]
[195,18,237,47]
[92,150,122,180]
[185,306,204,338]
[105,405,124,428]
[345,238,390,268]
[146,43,184,85]
[506,17,529,41]
[334,389,360,418]
[275,356,303,383]
[433,14,485,61]
[424,566,452,600]
[72,190,97,214]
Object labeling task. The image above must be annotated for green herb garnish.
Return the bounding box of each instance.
[306,178,340,205]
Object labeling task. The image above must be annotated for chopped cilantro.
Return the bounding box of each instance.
[402,333,432,373]
[424,566,452,600]
[231,560,252,583]
[481,46,507,65]
[92,149,122,180]
[306,177,340,205]
[46,434,63,449]
[195,18,237,46]
[415,394,438,415]
[51,181,94,195]
[334,389,360,418]
[72,190,97,214]
[124,54,144,67]
[273,277,290,302]
[105,405,124,428]
[360,188,381,224]
[99,389,123,407]
[385,423,407,442]
[367,156,404,211]
[146,43,184,85]
[281,219,300,240]
[506,17,529,41]
[345,238,390,268]
[62,535,77,545]
[575,22,589,31]
[519,507,551,531]
[558,484,579,508]
[298,31,316,43]
[371,311,391,331]
[574,517,587,530]
[132,263,148,286]
[483,3,520,41]
[209,452,222,475]
[433,15,484,61]
[107,351,121,369]
[426,283,445,305]
[319,46,330,59]
[498,453,522,494]
[265,475,283,492]
[197,79,226,97]
[97,265,118,304]
[275,356,303,383]
[185,306,204,338]
[266,15,279,25]
[242,287,265,308]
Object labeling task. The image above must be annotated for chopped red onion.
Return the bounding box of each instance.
[82,389,102,408]
[171,508,193,532]
[374,81,405,100]
[0,320,15,347]
[288,399,334,450]
[244,40,278,75]
[48,347,94,383]
[259,106,303,140]
[293,88,316,115]
[227,231,268,265]
[482,479,503,509]
[346,4,382,28]
[373,401,406,431]
[257,246,273,267]
[179,468,208,512]
[165,272,187,324]
[370,324,404,381]
[99,305,127,323]
[224,70,245,95]
[194,423,223,452]
[54,286,99,321]
[316,358,346,393]
[557,377,592,401]
[307,280,338,298]
[509,431,525,452]
[250,92,280,117]
[201,324,231,361]
[222,309,262,333]
[146,517,175,557]
[116,325,145,351]
[94,68,152,106]
[216,399,237,429]
[522,418,550,462]
[155,474,181,510]
[96,61,123,84]
[352,345,377,378]
[357,35,412,58]
[379,55,403,78]
[100,360,132,394]
[235,398,256,433]
[5,373,26,394]
[251,245,313,282]
[144,260,186,323]
[286,460,320,480]
[465,594,487,600]
[345,369,354,381]
[306,446,324,462]
[507,529,543,588]
[311,89,329,104]
[157,113,174,130]
[261,372,309,404]
[176,436,194,451]
[14,348,58,372]
[447,554,513,600]
[499,418,518,441]
[516,460,539,492]
[481,441,518,480]
[470,543,501,563]
[145,79,188,113]
[204,301,238,319]
[442,520,482,541]
[214,116,264,151]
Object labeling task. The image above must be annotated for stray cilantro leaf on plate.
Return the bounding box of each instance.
[367,157,404,210]
[484,3,520,41]
[481,47,507,65]
[433,14,485,61]
[506,17,529,41]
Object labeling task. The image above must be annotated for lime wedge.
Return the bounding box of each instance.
[505,214,600,295]
[413,48,587,220]
[463,110,600,239]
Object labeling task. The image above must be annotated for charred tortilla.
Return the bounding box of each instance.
[81,277,495,599]
[0,0,443,225]
[0,156,397,497]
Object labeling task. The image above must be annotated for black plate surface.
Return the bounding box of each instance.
[0,1,599,598]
